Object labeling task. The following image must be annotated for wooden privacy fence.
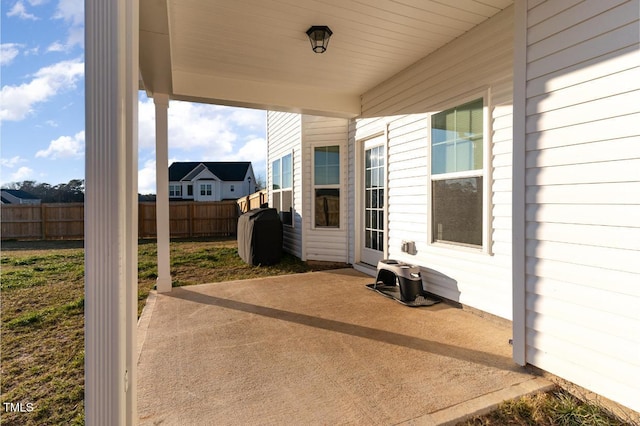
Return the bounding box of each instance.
[139,201,238,238]
[1,203,84,240]
[1,201,240,241]
[237,190,267,213]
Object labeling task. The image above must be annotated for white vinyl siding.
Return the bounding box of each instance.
[267,111,302,258]
[354,6,515,319]
[302,115,349,262]
[521,0,640,413]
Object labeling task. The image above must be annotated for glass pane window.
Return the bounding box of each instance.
[431,98,483,175]
[315,189,340,227]
[281,189,293,225]
[200,184,212,196]
[314,146,341,228]
[281,154,292,189]
[432,177,483,246]
[169,185,181,197]
[272,159,281,190]
[272,153,294,226]
[314,146,340,185]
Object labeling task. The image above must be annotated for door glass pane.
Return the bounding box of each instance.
[364,145,385,252]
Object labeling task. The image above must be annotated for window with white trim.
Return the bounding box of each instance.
[271,153,293,225]
[313,145,340,228]
[431,98,484,248]
[200,183,212,196]
[169,184,182,197]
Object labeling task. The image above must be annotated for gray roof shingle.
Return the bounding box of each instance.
[168,162,251,182]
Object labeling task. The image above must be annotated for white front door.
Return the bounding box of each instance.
[360,136,386,266]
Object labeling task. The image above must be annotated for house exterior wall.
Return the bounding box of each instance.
[0,191,41,205]
[519,0,640,413]
[267,111,302,258]
[301,115,350,262]
[220,180,250,200]
[353,6,515,319]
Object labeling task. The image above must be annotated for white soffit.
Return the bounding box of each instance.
[139,0,513,117]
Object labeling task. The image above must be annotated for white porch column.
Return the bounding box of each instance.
[85,0,138,424]
[511,0,527,366]
[154,94,172,293]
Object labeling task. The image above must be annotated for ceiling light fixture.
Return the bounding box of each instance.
[306,26,333,53]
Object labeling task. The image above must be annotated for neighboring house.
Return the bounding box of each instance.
[0,189,41,205]
[267,3,640,415]
[168,162,256,202]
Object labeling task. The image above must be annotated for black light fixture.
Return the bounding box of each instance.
[306,26,333,53]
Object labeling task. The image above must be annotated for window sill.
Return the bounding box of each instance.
[311,226,343,231]
[430,241,492,256]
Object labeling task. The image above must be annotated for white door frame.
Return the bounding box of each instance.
[355,130,389,269]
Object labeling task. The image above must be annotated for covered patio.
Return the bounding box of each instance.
[137,269,550,425]
[88,0,640,421]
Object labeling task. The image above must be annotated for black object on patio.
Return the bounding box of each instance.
[366,259,440,307]
[237,208,283,266]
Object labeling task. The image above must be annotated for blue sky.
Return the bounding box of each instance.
[1,0,267,194]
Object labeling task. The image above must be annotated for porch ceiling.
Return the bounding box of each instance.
[139,0,513,117]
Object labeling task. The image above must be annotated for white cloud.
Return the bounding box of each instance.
[6,1,39,20]
[50,0,84,51]
[139,99,237,156]
[229,108,266,131]
[137,97,267,193]
[0,43,22,66]
[0,58,84,122]
[228,137,266,164]
[46,41,65,52]
[137,98,157,149]
[36,130,85,159]
[0,156,27,168]
[8,166,35,182]
[138,159,157,194]
[24,46,40,56]
[53,0,83,25]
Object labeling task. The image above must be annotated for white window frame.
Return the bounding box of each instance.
[169,184,182,197]
[312,144,343,230]
[271,151,294,227]
[200,183,212,196]
[427,90,493,254]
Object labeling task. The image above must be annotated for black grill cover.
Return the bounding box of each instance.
[237,208,283,266]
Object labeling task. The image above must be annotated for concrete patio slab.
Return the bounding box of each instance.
[137,269,551,425]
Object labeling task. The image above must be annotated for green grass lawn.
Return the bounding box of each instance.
[0,237,343,425]
[0,238,630,425]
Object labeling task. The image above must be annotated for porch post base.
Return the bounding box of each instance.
[156,277,172,293]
